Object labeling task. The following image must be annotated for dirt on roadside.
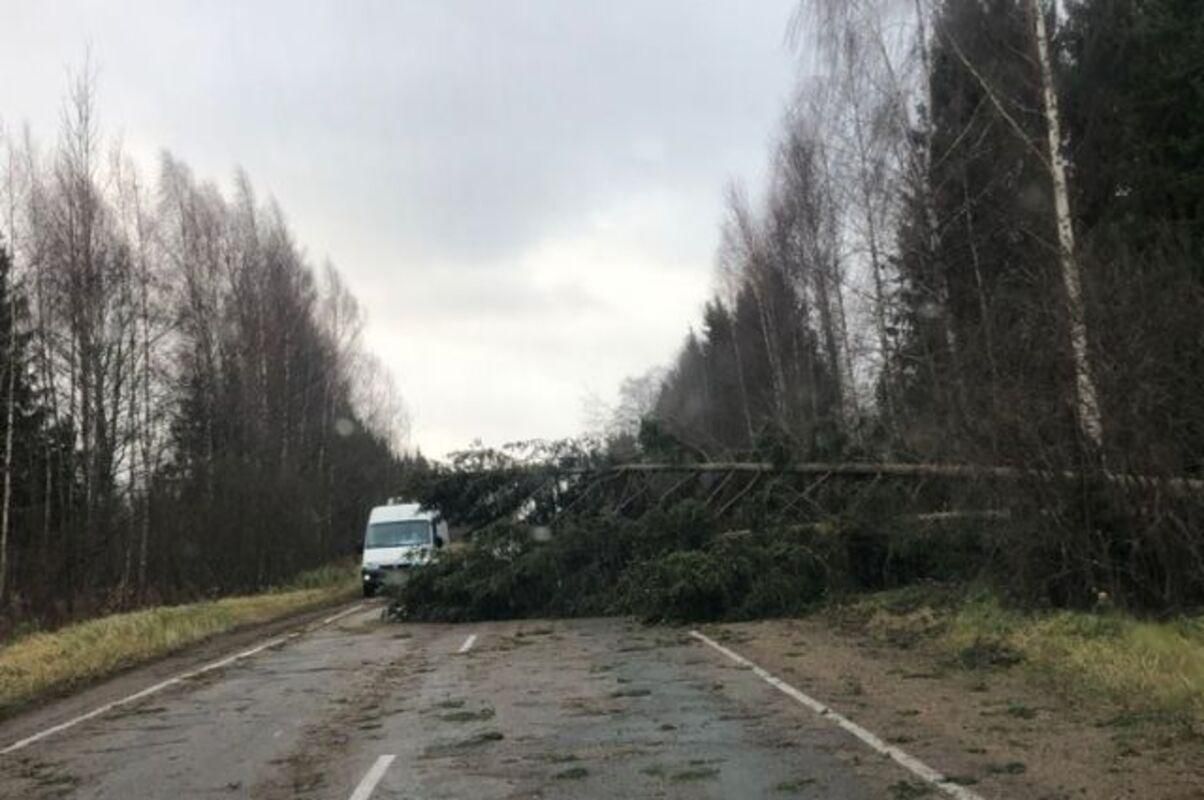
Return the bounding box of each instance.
[701,613,1204,799]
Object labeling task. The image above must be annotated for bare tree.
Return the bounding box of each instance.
[1,68,412,630]
[0,128,22,601]
[723,188,790,432]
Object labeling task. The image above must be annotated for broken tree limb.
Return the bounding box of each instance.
[715,473,762,518]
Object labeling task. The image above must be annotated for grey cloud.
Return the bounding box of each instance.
[2,0,801,456]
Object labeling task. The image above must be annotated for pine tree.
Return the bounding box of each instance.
[0,240,47,602]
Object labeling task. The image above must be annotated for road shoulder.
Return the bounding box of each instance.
[0,598,368,748]
[700,614,1204,799]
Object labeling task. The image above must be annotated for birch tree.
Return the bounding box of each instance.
[0,74,410,630]
[1,130,20,601]
[0,242,15,601]
[1029,0,1103,449]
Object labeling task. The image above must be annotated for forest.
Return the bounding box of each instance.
[399,0,1204,623]
[3,0,1202,633]
[638,0,1204,610]
[0,73,410,634]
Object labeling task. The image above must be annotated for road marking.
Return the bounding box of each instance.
[0,603,365,756]
[690,630,986,800]
[457,633,477,654]
[323,606,363,625]
[348,754,396,800]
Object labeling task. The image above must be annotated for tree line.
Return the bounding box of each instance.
[639,0,1204,608]
[0,73,410,632]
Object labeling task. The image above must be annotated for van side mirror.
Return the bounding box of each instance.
[434,535,445,549]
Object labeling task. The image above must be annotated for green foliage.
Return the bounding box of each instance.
[634,500,714,555]
[395,505,738,623]
[620,532,829,623]
[392,485,992,625]
[410,439,609,530]
[395,0,1204,621]
[636,418,693,463]
[0,241,82,628]
[620,550,737,622]
[1065,0,1204,259]
[399,517,640,621]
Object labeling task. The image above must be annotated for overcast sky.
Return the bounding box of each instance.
[2,1,802,459]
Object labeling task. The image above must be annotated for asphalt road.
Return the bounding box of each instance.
[0,606,963,798]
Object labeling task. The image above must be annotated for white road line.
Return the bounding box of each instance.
[457,633,477,654]
[0,602,364,756]
[348,754,396,800]
[322,605,363,625]
[690,630,986,800]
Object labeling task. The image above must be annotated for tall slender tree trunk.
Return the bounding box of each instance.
[131,182,154,597]
[849,95,896,435]
[812,265,845,419]
[962,170,1002,460]
[1,151,17,602]
[123,343,136,592]
[729,332,756,449]
[749,274,788,431]
[1030,0,1104,450]
[914,0,967,428]
[137,261,152,596]
[35,248,56,563]
[831,260,860,430]
[0,274,16,602]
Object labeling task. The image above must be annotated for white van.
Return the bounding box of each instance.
[360,500,447,597]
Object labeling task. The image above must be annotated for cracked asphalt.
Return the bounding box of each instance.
[0,607,947,798]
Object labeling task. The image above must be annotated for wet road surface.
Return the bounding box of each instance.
[0,607,962,798]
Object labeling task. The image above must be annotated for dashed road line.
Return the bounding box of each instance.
[690,630,987,800]
[1,603,365,756]
[348,754,396,800]
[457,633,477,654]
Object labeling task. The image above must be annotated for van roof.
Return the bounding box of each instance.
[368,503,434,524]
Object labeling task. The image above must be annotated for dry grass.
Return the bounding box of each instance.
[944,596,1204,721]
[840,587,1204,722]
[0,563,356,716]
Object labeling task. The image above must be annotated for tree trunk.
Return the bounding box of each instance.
[1,150,17,602]
[748,270,789,431]
[962,169,1002,459]
[136,191,153,596]
[728,322,756,449]
[914,0,962,420]
[595,461,1204,496]
[0,281,16,601]
[1030,0,1104,450]
[849,88,896,436]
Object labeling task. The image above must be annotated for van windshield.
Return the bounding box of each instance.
[365,520,431,548]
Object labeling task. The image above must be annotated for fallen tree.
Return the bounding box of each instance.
[395,440,1204,615]
[573,462,1204,498]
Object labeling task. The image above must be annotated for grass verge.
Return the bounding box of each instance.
[836,586,1204,723]
[0,562,357,717]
